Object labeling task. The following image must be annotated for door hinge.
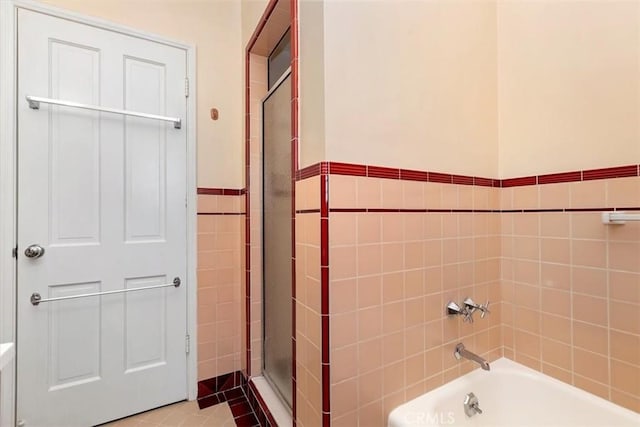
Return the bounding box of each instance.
[12,246,17,258]
[184,77,189,98]
[185,334,191,354]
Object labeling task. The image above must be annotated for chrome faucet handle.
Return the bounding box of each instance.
[464,392,483,417]
[479,300,491,318]
[447,301,474,322]
[446,301,464,316]
[463,297,480,311]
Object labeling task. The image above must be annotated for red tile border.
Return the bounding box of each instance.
[329,208,499,213]
[329,162,367,176]
[400,169,429,181]
[244,44,252,378]
[327,207,631,214]
[473,177,494,187]
[501,176,537,187]
[320,173,331,424]
[197,187,246,196]
[582,165,638,181]
[297,163,321,181]
[428,172,453,184]
[537,171,582,185]
[320,174,329,219]
[197,212,246,216]
[452,174,474,185]
[246,379,278,427]
[294,161,640,188]
[368,165,400,179]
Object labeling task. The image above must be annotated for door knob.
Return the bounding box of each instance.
[24,244,45,258]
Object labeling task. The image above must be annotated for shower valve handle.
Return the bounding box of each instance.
[479,301,491,318]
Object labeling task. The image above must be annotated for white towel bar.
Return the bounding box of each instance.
[601,211,640,224]
[26,95,182,129]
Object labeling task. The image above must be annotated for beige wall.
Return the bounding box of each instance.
[38,0,244,189]
[308,0,499,177]
[242,0,270,48]
[299,0,327,169]
[302,0,640,179]
[497,0,640,177]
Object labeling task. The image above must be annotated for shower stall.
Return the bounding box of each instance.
[261,30,292,409]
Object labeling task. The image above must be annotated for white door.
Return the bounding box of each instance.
[16,9,189,427]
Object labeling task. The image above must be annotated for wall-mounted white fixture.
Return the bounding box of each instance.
[601,211,640,225]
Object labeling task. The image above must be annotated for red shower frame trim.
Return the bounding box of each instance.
[244,0,301,424]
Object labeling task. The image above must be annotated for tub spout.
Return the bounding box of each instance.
[454,343,490,371]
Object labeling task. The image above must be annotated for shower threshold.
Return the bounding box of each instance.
[250,376,292,426]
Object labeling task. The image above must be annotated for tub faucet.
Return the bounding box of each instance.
[454,343,490,371]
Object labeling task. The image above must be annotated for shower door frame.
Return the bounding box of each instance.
[261,68,293,408]
[244,0,299,423]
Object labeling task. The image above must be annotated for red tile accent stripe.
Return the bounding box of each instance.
[452,174,474,185]
[368,165,400,179]
[320,173,330,423]
[197,187,246,195]
[197,212,246,216]
[247,380,278,426]
[329,162,367,176]
[330,208,498,213]
[329,207,634,214]
[537,171,582,185]
[400,169,429,181]
[582,165,638,181]
[473,177,494,187]
[295,161,640,187]
[320,174,329,219]
[297,163,321,180]
[428,172,453,184]
[501,176,537,187]
[322,362,330,414]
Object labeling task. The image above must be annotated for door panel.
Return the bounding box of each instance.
[262,75,293,407]
[48,281,102,390]
[17,9,188,426]
[124,276,168,372]
[124,57,168,242]
[50,41,102,246]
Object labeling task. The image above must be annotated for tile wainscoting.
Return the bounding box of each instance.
[292,162,640,426]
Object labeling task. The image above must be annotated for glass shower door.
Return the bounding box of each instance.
[262,74,292,407]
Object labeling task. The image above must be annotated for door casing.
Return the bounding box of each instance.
[0,2,199,424]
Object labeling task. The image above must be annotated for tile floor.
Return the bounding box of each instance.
[102,400,236,426]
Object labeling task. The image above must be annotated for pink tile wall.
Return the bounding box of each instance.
[197,194,244,381]
[295,177,323,427]
[291,164,640,425]
[502,177,640,412]
[327,176,503,426]
[247,53,268,376]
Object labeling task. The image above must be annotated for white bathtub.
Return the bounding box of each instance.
[388,358,639,427]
